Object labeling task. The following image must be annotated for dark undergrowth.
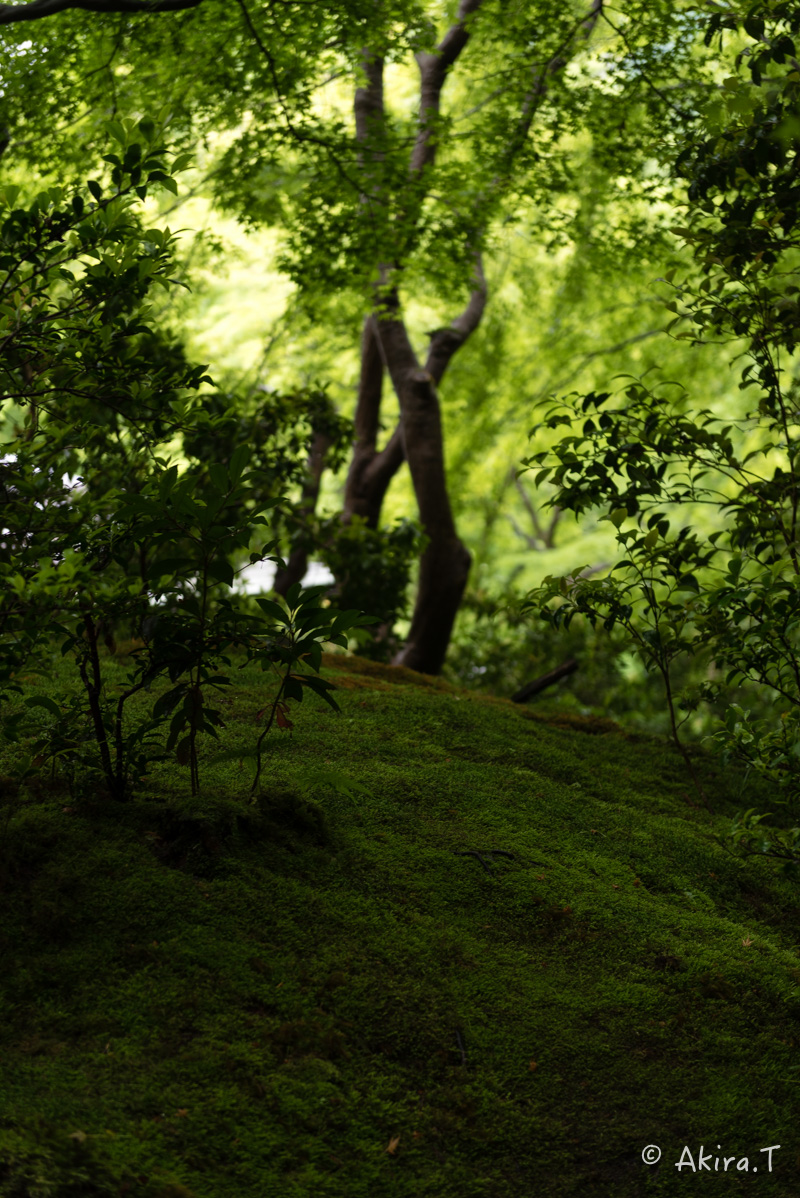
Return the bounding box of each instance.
[0,648,798,1196]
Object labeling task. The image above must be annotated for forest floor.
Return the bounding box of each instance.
[1,649,799,1197]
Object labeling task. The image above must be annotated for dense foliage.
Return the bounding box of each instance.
[522,2,800,828]
[0,118,371,800]
[5,4,800,1193]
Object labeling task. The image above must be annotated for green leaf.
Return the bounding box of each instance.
[303,641,322,672]
[205,558,235,587]
[285,582,303,607]
[300,675,341,712]
[176,736,192,766]
[207,462,229,494]
[296,609,335,637]
[106,120,127,145]
[24,695,62,718]
[153,685,185,720]
[256,597,289,624]
[158,465,179,501]
[229,445,250,483]
[328,609,368,636]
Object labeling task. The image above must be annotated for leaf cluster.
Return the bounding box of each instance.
[520,3,800,812]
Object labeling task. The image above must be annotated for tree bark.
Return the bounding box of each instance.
[0,0,200,21]
[342,313,406,528]
[512,658,578,703]
[372,294,474,674]
[340,0,598,673]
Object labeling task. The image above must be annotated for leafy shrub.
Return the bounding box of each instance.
[519,7,800,814]
[0,120,373,801]
[317,516,426,660]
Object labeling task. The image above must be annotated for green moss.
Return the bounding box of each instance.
[0,652,798,1195]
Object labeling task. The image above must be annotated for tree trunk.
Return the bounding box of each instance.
[337,0,600,672]
[342,313,405,528]
[373,304,473,674]
[399,532,471,674]
[512,657,578,702]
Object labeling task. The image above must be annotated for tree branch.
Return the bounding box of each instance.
[373,288,459,540]
[599,7,686,118]
[512,658,578,703]
[234,0,363,193]
[410,0,486,177]
[508,511,538,550]
[353,48,388,236]
[514,474,548,543]
[354,49,385,146]
[352,312,384,450]
[424,251,487,384]
[500,0,604,176]
[362,422,405,492]
[343,315,406,526]
[0,0,200,21]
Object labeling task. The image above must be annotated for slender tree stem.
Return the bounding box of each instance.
[78,612,117,797]
[250,669,289,797]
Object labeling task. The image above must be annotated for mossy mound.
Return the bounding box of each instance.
[0,652,797,1196]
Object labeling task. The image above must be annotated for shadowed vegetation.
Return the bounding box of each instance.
[1,650,798,1197]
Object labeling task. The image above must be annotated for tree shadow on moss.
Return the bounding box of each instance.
[144,788,332,878]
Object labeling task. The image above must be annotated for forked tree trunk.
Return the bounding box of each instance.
[338,299,477,672]
[342,314,405,528]
[374,301,476,674]
[303,0,600,672]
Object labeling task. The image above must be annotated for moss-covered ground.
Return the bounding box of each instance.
[1,649,799,1196]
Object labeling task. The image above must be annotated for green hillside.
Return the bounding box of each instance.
[1,652,798,1197]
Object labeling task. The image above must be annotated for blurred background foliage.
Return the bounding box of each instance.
[103,163,737,732]
[0,102,746,723]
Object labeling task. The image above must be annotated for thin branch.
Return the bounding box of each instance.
[450,251,487,340]
[520,327,663,405]
[455,81,514,122]
[0,0,200,22]
[599,7,687,119]
[499,0,604,175]
[410,0,487,178]
[235,0,363,193]
[514,474,547,543]
[424,251,487,384]
[508,511,538,549]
